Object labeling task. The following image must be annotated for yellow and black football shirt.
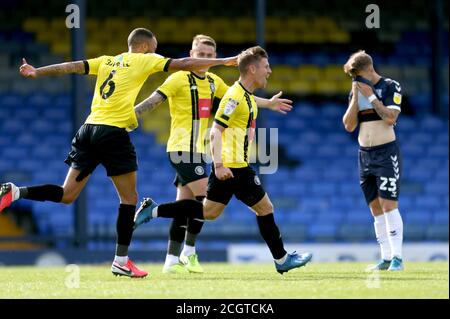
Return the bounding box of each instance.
[214,81,257,168]
[157,71,228,154]
[84,52,171,131]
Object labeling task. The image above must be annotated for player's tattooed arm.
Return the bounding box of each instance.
[19,58,85,78]
[134,91,167,118]
[371,99,400,125]
[356,82,399,125]
[169,56,237,72]
[343,82,359,132]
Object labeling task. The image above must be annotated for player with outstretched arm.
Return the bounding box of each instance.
[0,28,237,278]
[134,46,312,274]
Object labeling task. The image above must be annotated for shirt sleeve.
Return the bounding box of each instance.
[383,80,402,112]
[213,75,230,99]
[214,96,240,128]
[84,56,105,75]
[157,72,181,98]
[142,53,172,74]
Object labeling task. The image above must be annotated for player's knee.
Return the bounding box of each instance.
[203,207,221,220]
[381,202,397,213]
[120,191,138,205]
[254,201,274,216]
[61,192,78,204]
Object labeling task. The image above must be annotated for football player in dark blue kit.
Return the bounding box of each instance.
[342,50,404,271]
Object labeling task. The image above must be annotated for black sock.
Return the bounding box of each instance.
[157,199,203,219]
[21,185,64,202]
[168,216,188,256]
[186,218,204,246]
[256,213,287,260]
[115,244,129,257]
[184,195,206,246]
[115,204,136,256]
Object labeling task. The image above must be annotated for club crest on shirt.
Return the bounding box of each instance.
[224,98,239,115]
[393,92,402,105]
[194,165,205,176]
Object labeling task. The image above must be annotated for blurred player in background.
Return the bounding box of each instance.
[0,28,237,277]
[342,50,404,271]
[134,35,293,274]
[134,46,313,274]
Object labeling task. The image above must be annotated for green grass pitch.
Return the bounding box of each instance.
[0,262,447,298]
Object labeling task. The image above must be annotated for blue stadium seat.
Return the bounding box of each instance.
[1,119,26,133]
[407,169,432,181]
[31,119,54,133]
[286,144,312,157]
[415,196,442,210]
[315,212,344,223]
[420,115,446,132]
[408,132,434,144]
[396,116,417,132]
[54,94,71,108]
[402,143,425,157]
[324,169,348,182]
[426,225,449,241]
[402,211,432,224]
[293,168,319,181]
[316,145,341,158]
[293,103,318,117]
[338,182,362,196]
[325,132,351,145]
[436,132,449,145]
[14,108,39,120]
[285,211,315,224]
[0,93,23,108]
[311,182,337,196]
[308,223,337,241]
[428,145,448,158]
[432,212,449,224]
[424,181,449,196]
[345,210,371,224]
[299,197,329,213]
[26,93,52,107]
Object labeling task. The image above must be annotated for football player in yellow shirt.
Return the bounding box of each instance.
[134,46,312,274]
[134,35,293,274]
[0,28,236,278]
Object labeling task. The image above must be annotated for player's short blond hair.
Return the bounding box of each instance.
[237,46,268,74]
[343,50,373,77]
[192,34,217,50]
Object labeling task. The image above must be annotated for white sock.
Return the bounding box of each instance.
[164,254,179,268]
[181,245,196,257]
[152,206,158,218]
[114,255,128,266]
[374,214,391,260]
[384,208,403,259]
[9,183,20,201]
[274,253,288,265]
